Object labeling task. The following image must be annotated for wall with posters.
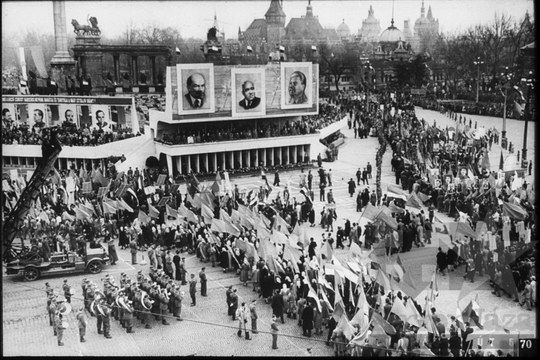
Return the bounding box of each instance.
[1,95,138,133]
[164,62,318,123]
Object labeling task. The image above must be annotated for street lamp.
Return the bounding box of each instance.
[498,67,512,148]
[473,57,484,103]
[521,71,535,168]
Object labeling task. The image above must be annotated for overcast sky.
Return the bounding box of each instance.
[2,0,534,42]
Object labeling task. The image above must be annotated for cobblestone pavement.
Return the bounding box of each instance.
[2,107,535,356]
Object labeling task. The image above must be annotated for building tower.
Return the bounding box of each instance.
[265,0,286,46]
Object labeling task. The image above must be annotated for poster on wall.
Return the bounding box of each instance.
[2,103,16,126]
[45,104,60,127]
[280,62,313,110]
[27,103,46,128]
[59,104,78,128]
[91,105,112,132]
[231,67,266,117]
[177,63,215,115]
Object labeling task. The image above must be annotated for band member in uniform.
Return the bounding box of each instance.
[142,291,154,329]
[101,302,113,339]
[249,299,259,334]
[159,288,171,325]
[55,311,66,346]
[76,306,87,342]
[96,298,104,335]
[173,284,184,321]
[124,300,135,333]
[49,295,58,332]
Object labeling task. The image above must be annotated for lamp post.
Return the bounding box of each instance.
[499,67,511,148]
[473,57,484,103]
[521,72,534,168]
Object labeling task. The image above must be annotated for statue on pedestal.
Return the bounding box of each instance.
[71,16,100,36]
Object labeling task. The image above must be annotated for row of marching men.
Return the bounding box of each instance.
[81,268,186,335]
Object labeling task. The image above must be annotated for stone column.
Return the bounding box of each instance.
[262,148,267,167]
[166,155,173,176]
[194,154,200,173]
[269,147,274,166]
[113,55,120,82]
[204,154,209,173]
[246,150,251,168]
[50,1,76,94]
[212,153,218,173]
[292,146,297,164]
[150,56,157,85]
[132,56,138,84]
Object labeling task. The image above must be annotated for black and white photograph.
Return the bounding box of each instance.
[177,63,215,115]
[231,67,266,117]
[281,62,313,109]
[1,0,536,358]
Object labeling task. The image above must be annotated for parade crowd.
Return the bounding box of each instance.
[5,91,536,357]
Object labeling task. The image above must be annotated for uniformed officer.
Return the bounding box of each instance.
[166,279,175,313]
[110,286,119,321]
[117,291,125,326]
[173,284,184,321]
[159,288,171,325]
[142,292,154,329]
[102,302,113,339]
[151,284,160,320]
[86,283,96,315]
[49,295,58,332]
[96,298,104,335]
[76,306,87,342]
[55,311,66,346]
[62,279,72,303]
[124,300,135,333]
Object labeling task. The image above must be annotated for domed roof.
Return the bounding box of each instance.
[415,15,429,27]
[380,20,404,43]
[337,20,350,37]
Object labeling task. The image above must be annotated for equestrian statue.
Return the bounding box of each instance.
[71,15,101,36]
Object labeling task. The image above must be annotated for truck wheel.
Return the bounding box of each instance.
[24,267,40,281]
[87,261,102,274]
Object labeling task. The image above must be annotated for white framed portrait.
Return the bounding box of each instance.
[231,67,266,117]
[91,105,112,132]
[280,62,313,109]
[59,104,78,128]
[177,63,215,115]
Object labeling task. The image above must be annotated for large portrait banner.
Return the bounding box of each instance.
[59,104,78,128]
[177,63,215,115]
[281,62,313,110]
[231,67,266,117]
[91,105,112,132]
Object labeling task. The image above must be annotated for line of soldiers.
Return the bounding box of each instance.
[81,267,186,337]
[45,282,69,346]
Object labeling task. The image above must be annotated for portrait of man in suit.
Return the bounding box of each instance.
[183,73,207,109]
[238,80,261,110]
[177,64,215,115]
[232,67,265,117]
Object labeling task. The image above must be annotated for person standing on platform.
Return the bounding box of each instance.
[348,178,356,197]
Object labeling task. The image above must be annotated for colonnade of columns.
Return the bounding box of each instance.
[167,144,311,175]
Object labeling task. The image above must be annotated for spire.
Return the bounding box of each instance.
[427,5,433,19]
[421,0,425,17]
[306,0,313,18]
[369,4,374,17]
[213,11,219,31]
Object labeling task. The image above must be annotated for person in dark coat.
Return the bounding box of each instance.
[347,178,356,197]
[271,289,285,324]
[220,246,229,271]
[173,250,181,281]
[107,238,119,265]
[436,247,447,275]
[449,331,462,358]
[262,271,274,303]
[273,170,280,186]
[302,303,314,337]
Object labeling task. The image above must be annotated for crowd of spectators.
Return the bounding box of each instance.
[413,97,536,120]
[156,102,345,146]
[2,119,139,146]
